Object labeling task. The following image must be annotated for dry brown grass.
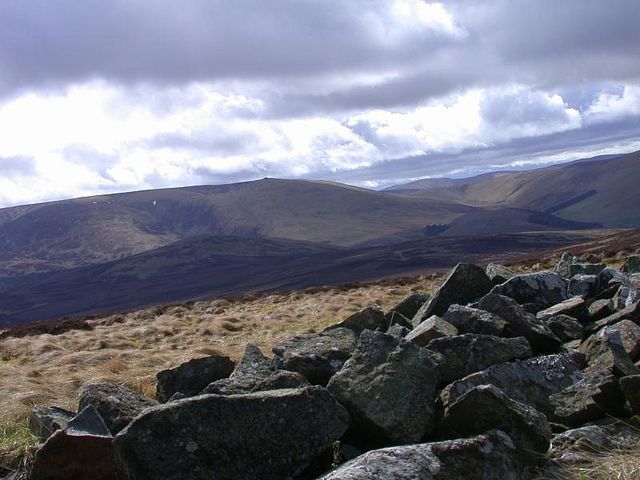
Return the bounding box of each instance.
[0,276,436,471]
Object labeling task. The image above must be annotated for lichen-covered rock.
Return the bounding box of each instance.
[29,406,75,440]
[30,406,116,480]
[439,353,583,416]
[486,263,515,285]
[568,274,598,298]
[549,371,625,426]
[114,387,350,480]
[580,327,640,377]
[436,384,551,457]
[405,316,458,346]
[318,430,524,480]
[327,329,440,445]
[536,297,587,323]
[598,267,631,291]
[546,315,584,343]
[478,294,561,353]
[415,263,493,321]
[587,298,613,321]
[612,285,640,311]
[203,344,309,395]
[156,355,235,402]
[442,305,508,337]
[605,320,640,360]
[586,300,640,333]
[77,382,158,434]
[427,334,532,384]
[490,271,568,309]
[272,327,357,385]
[385,291,430,326]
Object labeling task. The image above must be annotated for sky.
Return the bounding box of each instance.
[0,0,639,207]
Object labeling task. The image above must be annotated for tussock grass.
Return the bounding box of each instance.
[541,449,640,480]
[0,414,38,474]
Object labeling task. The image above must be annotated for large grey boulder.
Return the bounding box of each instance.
[202,344,309,395]
[29,406,75,440]
[414,263,493,322]
[385,291,430,326]
[436,384,551,458]
[442,305,508,336]
[486,263,515,285]
[549,371,625,426]
[77,382,158,435]
[318,430,524,480]
[478,294,561,353]
[439,353,583,416]
[273,327,357,385]
[405,316,458,346]
[490,271,568,309]
[327,305,390,334]
[586,300,640,333]
[536,297,587,323]
[587,298,613,321]
[605,320,640,360]
[156,355,235,402]
[580,327,640,377]
[114,387,350,480]
[327,329,440,445]
[612,285,640,311]
[427,334,532,384]
[546,315,584,342]
[568,274,598,298]
[555,252,605,278]
[30,405,116,480]
[549,425,607,465]
[598,267,631,291]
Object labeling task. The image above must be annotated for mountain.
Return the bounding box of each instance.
[386,150,640,227]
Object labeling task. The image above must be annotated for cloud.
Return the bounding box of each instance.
[0,155,36,176]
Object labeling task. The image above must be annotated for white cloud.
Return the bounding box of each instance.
[584,85,640,124]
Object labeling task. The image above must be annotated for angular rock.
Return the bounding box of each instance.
[442,304,508,337]
[486,263,515,285]
[436,384,551,457]
[549,425,607,465]
[273,327,357,385]
[586,300,640,333]
[612,285,640,311]
[598,267,631,291]
[549,371,625,426]
[622,255,640,274]
[203,344,309,394]
[546,315,584,342]
[78,382,158,435]
[606,320,640,360]
[415,263,493,322]
[386,323,411,339]
[536,297,587,323]
[427,334,532,384]
[587,299,613,322]
[114,387,350,480]
[156,354,235,402]
[327,329,440,445]
[620,374,640,413]
[30,406,116,480]
[568,263,606,277]
[478,294,561,353]
[490,271,568,309]
[568,274,598,299]
[580,327,640,377]
[384,291,430,326]
[439,353,584,416]
[327,305,390,334]
[318,430,524,480]
[405,316,458,347]
[29,406,75,440]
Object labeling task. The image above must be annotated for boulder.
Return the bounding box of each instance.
[318,430,524,480]
[486,263,515,285]
[555,252,580,278]
[598,267,631,291]
[77,382,158,435]
[386,323,411,339]
[114,387,350,480]
[156,355,235,402]
[586,299,613,322]
[490,271,568,309]
[273,327,358,385]
[478,294,561,353]
[536,297,587,323]
[442,304,508,337]
[327,329,440,445]
[580,327,640,377]
[436,384,551,457]
[384,291,430,326]
[405,316,458,346]
[327,305,390,334]
[605,320,640,360]
[414,263,493,321]
[546,315,584,342]
[622,255,640,274]
[568,274,598,299]
[586,300,640,333]
[30,406,116,480]
[439,353,583,416]
[549,371,625,426]
[203,344,309,394]
[427,334,532,384]
[29,406,75,440]
[612,285,640,311]
[555,252,605,278]
[620,374,640,413]
[549,425,607,465]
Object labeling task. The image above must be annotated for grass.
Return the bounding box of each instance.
[0,414,38,475]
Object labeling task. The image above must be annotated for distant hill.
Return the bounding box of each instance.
[386,150,640,227]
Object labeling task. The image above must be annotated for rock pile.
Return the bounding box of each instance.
[17,255,640,479]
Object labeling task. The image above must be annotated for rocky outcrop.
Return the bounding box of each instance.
[115,387,350,480]
[327,330,440,445]
[404,315,458,346]
[442,304,508,336]
[78,382,158,434]
[155,354,235,402]
[490,271,568,309]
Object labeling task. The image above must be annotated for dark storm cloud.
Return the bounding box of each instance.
[0,156,36,176]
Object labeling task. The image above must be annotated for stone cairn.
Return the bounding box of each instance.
[15,253,640,479]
